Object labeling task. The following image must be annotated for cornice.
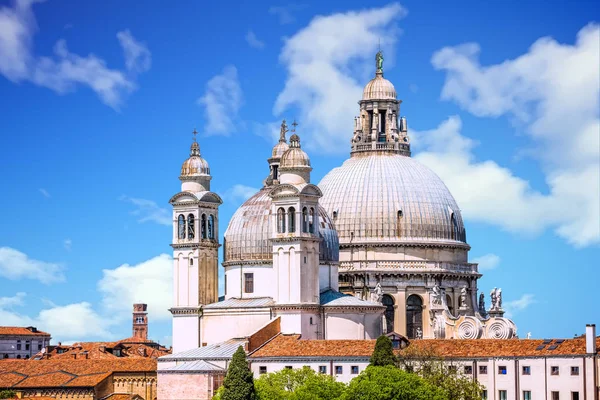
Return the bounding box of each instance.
[169,307,202,316]
[339,241,471,251]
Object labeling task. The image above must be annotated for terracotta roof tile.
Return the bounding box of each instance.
[0,327,50,336]
[44,340,170,360]
[0,359,156,388]
[250,335,598,359]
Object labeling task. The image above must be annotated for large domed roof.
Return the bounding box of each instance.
[224,188,339,264]
[362,74,397,101]
[318,154,466,245]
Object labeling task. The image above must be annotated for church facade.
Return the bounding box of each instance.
[158,53,518,398]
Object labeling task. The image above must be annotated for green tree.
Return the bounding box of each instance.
[0,390,16,399]
[369,335,397,367]
[342,365,446,400]
[254,366,345,400]
[398,346,483,400]
[221,346,256,400]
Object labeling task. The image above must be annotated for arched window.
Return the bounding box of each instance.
[277,208,286,233]
[288,207,296,233]
[208,215,215,239]
[382,294,395,334]
[190,258,194,266]
[2,354,7,359]
[178,214,186,239]
[201,214,207,239]
[187,214,195,239]
[16,355,21,359]
[308,208,315,233]
[302,207,308,233]
[406,294,423,339]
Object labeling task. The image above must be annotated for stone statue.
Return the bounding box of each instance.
[431,285,442,307]
[526,332,532,340]
[415,327,422,339]
[479,292,485,314]
[459,287,467,308]
[279,119,288,142]
[371,282,383,304]
[490,287,497,310]
[497,288,502,309]
[376,50,384,72]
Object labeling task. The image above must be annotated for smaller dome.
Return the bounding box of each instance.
[272,141,289,158]
[362,74,397,100]
[181,142,210,177]
[280,134,310,169]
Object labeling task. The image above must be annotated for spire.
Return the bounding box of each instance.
[279,120,288,143]
[190,128,200,156]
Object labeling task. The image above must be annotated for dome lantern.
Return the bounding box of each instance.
[180,128,211,192]
[279,121,311,184]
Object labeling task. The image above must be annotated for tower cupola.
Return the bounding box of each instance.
[279,123,311,184]
[180,129,211,192]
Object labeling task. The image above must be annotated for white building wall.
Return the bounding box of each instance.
[224,265,276,300]
[201,311,271,346]
[172,315,200,354]
[250,360,370,383]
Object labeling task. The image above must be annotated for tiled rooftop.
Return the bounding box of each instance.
[0,327,50,336]
[0,359,156,389]
[41,339,170,360]
[250,334,600,359]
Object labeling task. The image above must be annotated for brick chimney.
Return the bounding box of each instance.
[133,303,148,340]
[586,324,596,354]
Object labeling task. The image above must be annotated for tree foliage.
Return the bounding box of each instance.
[254,366,345,400]
[342,366,446,400]
[0,390,16,399]
[398,346,484,400]
[221,346,256,400]
[369,335,397,367]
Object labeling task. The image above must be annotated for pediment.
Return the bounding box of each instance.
[169,191,223,205]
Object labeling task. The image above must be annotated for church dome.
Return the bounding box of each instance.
[362,74,397,101]
[272,141,289,158]
[180,142,210,177]
[280,134,311,169]
[318,153,466,245]
[224,188,339,264]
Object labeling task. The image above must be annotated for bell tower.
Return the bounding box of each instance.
[132,303,148,340]
[169,129,222,353]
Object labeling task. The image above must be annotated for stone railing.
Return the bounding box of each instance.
[339,260,478,274]
[375,143,396,150]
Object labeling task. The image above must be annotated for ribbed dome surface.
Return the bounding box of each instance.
[181,156,210,176]
[362,74,397,100]
[318,154,466,245]
[272,141,289,158]
[280,148,311,169]
[224,188,339,263]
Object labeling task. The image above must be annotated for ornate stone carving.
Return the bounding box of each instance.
[370,282,383,304]
[485,317,514,339]
[459,287,467,309]
[430,285,443,307]
[457,317,483,339]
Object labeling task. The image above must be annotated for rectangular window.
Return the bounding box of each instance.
[351,366,359,374]
[38,343,42,350]
[25,343,30,351]
[259,366,267,375]
[499,390,507,400]
[572,392,579,400]
[522,365,531,375]
[551,392,559,400]
[285,366,292,370]
[571,366,579,375]
[335,366,343,374]
[244,273,254,293]
[482,390,487,400]
[16,343,21,350]
[448,365,457,373]
[523,391,532,400]
[498,365,507,375]
[551,366,559,375]
[318,366,327,374]
[479,365,488,374]
[464,365,473,374]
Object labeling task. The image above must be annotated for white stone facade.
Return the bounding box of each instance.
[0,327,51,359]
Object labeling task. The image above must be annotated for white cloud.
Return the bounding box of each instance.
[0,293,112,342]
[120,195,171,226]
[268,4,306,25]
[0,0,150,109]
[504,294,536,318]
[273,3,406,152]
[224,184,259,203]
[413,116,599,247]
[38,188,50,198]
[0,247,65,284]
[245,30,265,49]
[197,65,243,136]
[429,24,600,247]
[117,29,151,73]
[63,239,72,251]
[98,253,172,322]
[472,253,500,271]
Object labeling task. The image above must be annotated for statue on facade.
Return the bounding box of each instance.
[431,285,442,307]
[496,288,502,309]
[415,327,423,339]
[279,119,288,142]
[478,292,486,314]
[490,287,497,310]
[376,50,384,72]
[371,282,383,304]
[459,287,467,308]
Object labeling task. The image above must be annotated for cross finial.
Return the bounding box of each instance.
[291,119,299,133]
[192,128,198,142]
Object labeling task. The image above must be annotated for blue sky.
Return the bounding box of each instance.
[0,0,598,346]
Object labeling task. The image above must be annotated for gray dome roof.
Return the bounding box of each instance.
[318,153,466,245]
[362,74,397,100]
[224,188,339,264]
